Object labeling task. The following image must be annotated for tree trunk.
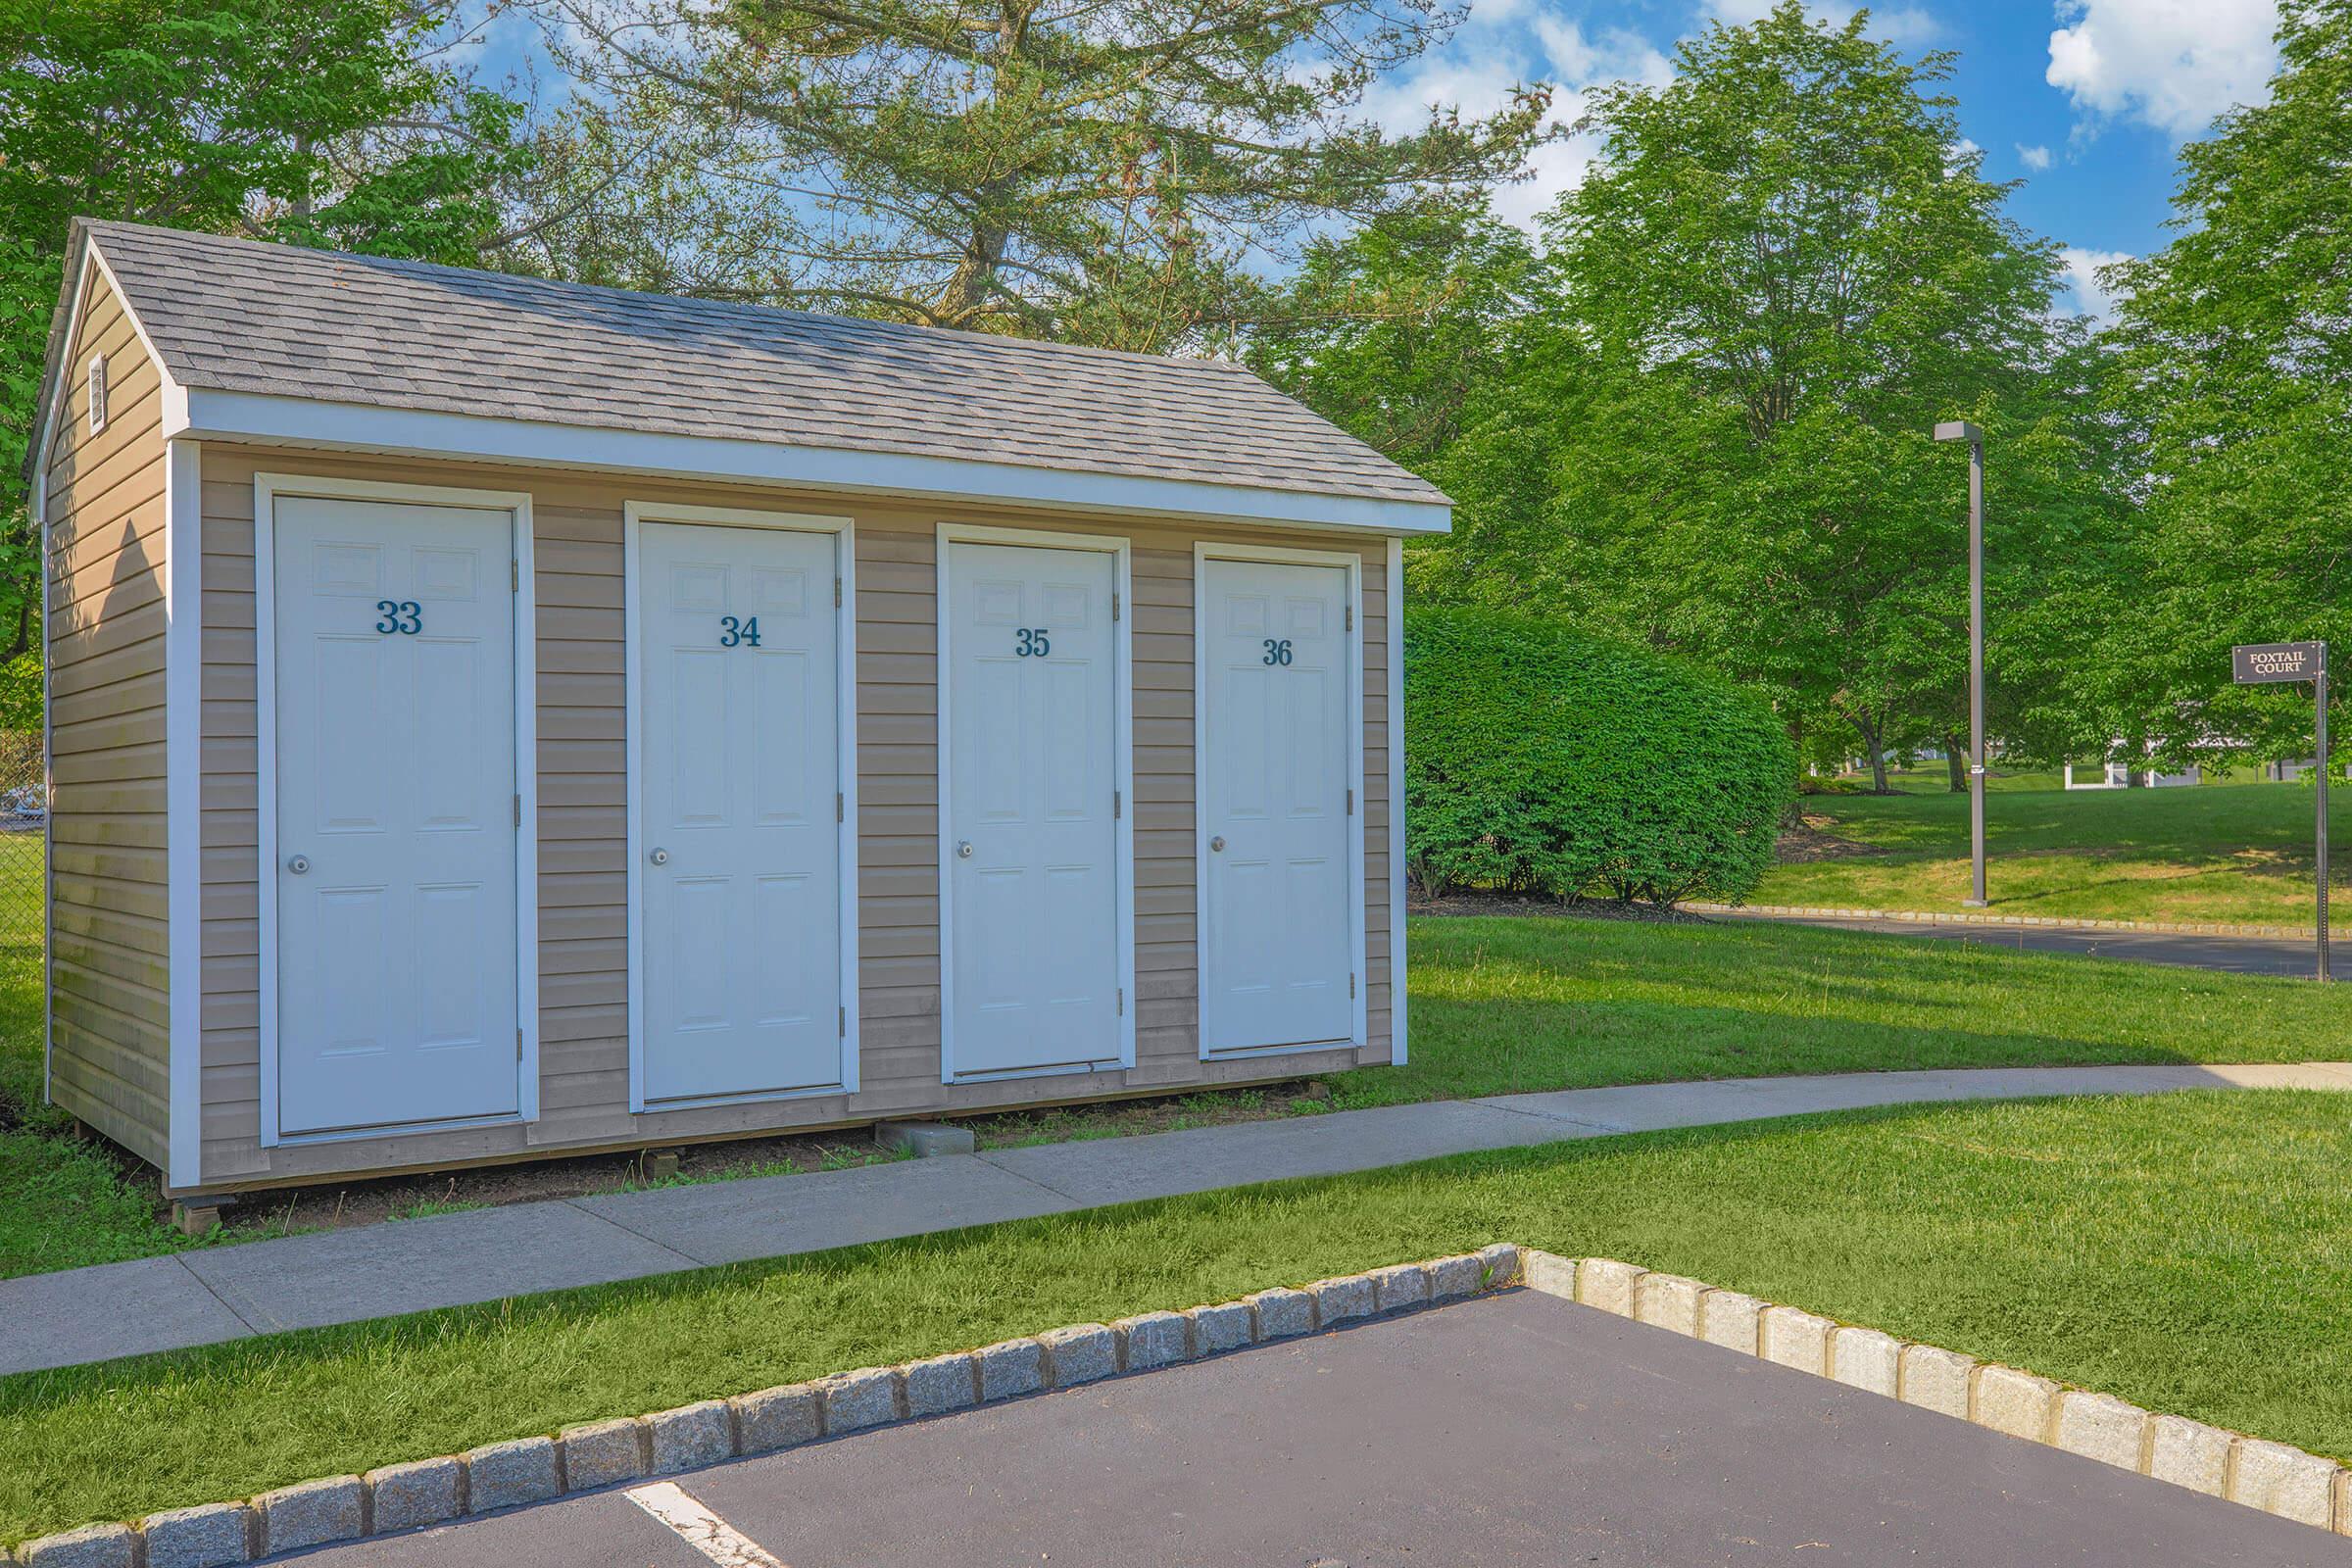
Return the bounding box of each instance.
[1845,710,1887,793]
[1944,733,1966,793]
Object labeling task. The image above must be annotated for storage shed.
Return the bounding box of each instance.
[33,220,1446,1198]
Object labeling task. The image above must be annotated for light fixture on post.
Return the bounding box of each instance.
[1935,419,1987,908]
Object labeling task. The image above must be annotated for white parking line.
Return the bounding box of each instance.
[625,1481,791,1568]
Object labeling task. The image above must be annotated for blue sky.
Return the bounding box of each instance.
[456,0,2286,318]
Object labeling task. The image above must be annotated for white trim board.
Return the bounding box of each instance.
[621,500,860,1113]
[934,521,1138,1084]
[172,388,1450,538]
[35,464,50,1114]
[1387,536,1408,1066]
[251,471,540,1150]
[1191,540,1369,1061]
[164,441,205,1187]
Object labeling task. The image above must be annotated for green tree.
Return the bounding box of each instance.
[2082,0,2352,771]
[1440,4,2101,793]
[1248,198,1545,474]
[532,0,1551,351]
[0,0,530,668]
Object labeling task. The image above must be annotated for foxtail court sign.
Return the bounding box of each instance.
[2232,641,2326,684]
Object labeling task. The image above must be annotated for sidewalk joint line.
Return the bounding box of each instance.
[172,1252,268,1336]
[967,1152,1104,1207]
[558,1198,712,1269]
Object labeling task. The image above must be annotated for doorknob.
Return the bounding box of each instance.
[957,841,974,858]
[649,847,670,866]
[1209,836,1225,853]
[286,853,311,875]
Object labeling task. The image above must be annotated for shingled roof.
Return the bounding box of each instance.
[71,220,1446,514]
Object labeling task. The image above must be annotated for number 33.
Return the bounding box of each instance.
[374,600,421,635]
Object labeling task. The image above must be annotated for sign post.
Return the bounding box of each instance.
[2233,640,2329,980]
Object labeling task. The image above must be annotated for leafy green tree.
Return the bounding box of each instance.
[1249,199,1545,474]
[0,0,530,666]
[532,0,1551,351]
[1469,2,2095,792]
[2081,0,2352,770]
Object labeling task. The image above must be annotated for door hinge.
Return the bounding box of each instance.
[514,794,522,828]
[837,792,845,823]
[1349,972,1357,1000]
[834,576,843,608]
[839,1005,847,1037]
[1117,987,1125,1016]
[511,560,519,593]
[515,1025,524,1056]
[1111,591,1121,622]
[1114,790,1122,819]
[1347,788,1355,816]
[1346,602,1353,632]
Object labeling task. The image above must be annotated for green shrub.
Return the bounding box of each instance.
[1404,607,1795,905]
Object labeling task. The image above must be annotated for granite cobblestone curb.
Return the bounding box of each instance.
[1520,1248,2352,1539]
[1685,901,2320,940]
[3,1244,1523,1566]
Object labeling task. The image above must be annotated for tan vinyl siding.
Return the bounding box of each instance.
[195,445,1393,1190]
[45,270,172,1167]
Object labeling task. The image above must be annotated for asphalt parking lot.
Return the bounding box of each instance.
[297,1290,2347,1567]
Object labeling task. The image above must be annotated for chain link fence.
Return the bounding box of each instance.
[0,730,39,946]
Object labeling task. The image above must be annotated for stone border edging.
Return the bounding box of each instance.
[1687,902,2321,940]
[1519,1250,2352,1538]
[16,1241,2347,1561]
[4,1246,1524,1567]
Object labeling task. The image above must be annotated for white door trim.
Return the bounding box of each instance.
[1193,540,1368,1059]
[622,500,859,1112]
[253,471,540,1148]
[935,521,1136,1084]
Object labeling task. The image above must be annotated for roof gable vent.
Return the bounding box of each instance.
[86,353,107,435]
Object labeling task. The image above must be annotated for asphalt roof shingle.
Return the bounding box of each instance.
[83,220,1446,510]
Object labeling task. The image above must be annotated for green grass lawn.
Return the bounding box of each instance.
[7,910,2349,1280]
[1758,773,2351,926]
[5,1088,2351,1545]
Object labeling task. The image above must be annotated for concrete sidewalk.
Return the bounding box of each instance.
[8,1062,2349,1377]
[1707,906,2332,977]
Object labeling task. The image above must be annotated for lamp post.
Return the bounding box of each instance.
[1935,419,1987,908]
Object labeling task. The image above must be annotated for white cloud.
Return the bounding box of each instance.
[2060,246,2133,319]
[1355,12,1672,230]
[2017,143,2053,170]
[1699,0,1941,46]
[2047,0,2281,138]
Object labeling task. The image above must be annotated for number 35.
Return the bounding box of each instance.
[1014,627,1051,658]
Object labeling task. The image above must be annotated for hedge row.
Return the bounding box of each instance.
[1403,607,1794,905]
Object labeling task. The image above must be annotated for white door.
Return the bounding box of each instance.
[943,540,1122,1078]
[1200,556,1355,1054]
[635,519,844,1104]
[273,495,519,1136]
